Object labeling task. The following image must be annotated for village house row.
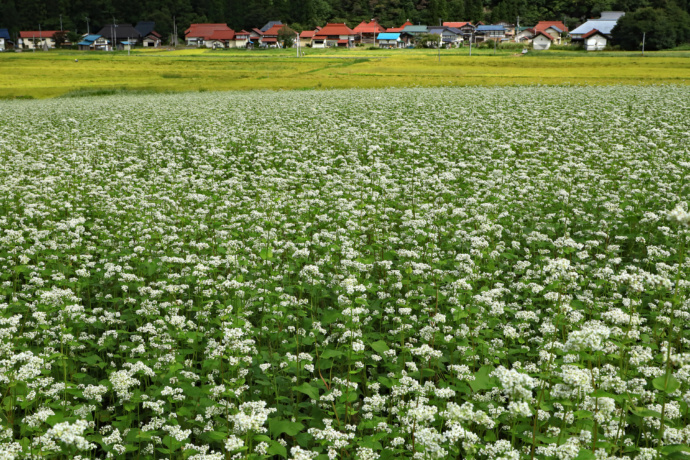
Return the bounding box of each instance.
[0,12,624,53]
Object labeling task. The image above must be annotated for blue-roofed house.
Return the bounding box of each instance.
[569,12,624,48]
[377,32,400,48]
[0,28,13,51]
[78,34,109,50]
[475,25,505,42]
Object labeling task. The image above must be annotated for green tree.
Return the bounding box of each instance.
[277,24,295,47]
[612,5,690,50]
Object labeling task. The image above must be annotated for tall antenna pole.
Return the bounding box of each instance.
[642,31,646,56]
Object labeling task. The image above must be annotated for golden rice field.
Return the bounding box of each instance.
[0,47,689,98]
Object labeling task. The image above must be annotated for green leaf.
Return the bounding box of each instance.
[370,340,390,354]
[574,449,597,460]
[320,349,343,359]
[469,365,495,392]
[268,441,288,458]
[269,419,304,437]
[661,445,690,455]
[292,383,319,400]
[631,407,662,418]
[653,374,680,394]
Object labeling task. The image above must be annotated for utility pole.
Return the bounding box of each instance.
[60,15,63,31]
[469,33,472,56]
[173,16,177,47]
[642,32,646,56]
[85,16,90,35]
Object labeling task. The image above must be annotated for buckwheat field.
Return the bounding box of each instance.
[1,85,690,460]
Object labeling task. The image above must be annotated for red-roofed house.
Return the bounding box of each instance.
[299,30,316,47]
[533,21,568,44]
[184,23,232,47]
[532,31,553,50]
[248,28,264,47]
[353,20,386,44]
[19,30,63,50]
[313,23,355,48]
[208,29,236,48]
[583,29,608,51]
[387,20,413,33]
[234,30,251,48]
[260,24,296,48]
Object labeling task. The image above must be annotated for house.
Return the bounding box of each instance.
[141,32,162,48]
[97,24,141,49]
[400,25,428,46]
[515,27,535,42]
[135,21,162,48]
[583,29,608,50]
[376,32,401,48]
[260,21,283,33]
[387,20,413,33]
[19,30,62,50]
[313,23,355,47]
[299,30,315,47]
[77,34,109,50]
[248,28,264,47]
[261,24,296,48]
[474,25,505,42]
[533,21,568,44]
[0,28,14,51]
[184,23,232,47]
[532,31,553,50]
[569,12,624,48]
[208,29,235,48]
[496,22,516,38]
[444,22,475,41]
[234,30,251,48]
[429,27,463,47]
[353,20,386,44]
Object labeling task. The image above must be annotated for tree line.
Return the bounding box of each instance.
[1,0,689,49]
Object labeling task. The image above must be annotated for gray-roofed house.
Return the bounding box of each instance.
[474,25,506,42]
[428,27,464,47]
[96,23,141,49]
[260,21,283,33]
[569,11,624,48]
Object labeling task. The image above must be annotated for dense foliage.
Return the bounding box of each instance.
[1,85,690,459]
[1,0,690,40]
[611,3,690,50]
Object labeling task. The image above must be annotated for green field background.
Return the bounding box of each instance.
[1,48,689,98]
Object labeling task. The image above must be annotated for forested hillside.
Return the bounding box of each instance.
[1,0,689,41]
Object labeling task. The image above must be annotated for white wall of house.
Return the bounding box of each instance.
[311,39,326,48]
[544,27,562,44]
[378,39,399,48]
[585,34,607,50]
[532,35,551,50]
[0,38,5,51]
[186,37,202,46]
[22,38,55,50]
